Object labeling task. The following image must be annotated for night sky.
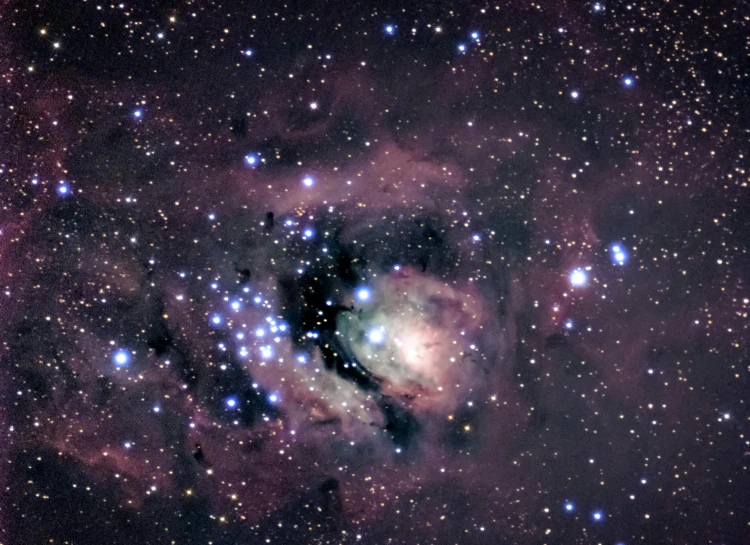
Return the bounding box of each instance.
[1,1,749,544]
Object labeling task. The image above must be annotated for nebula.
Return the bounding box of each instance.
[1,1,748,544]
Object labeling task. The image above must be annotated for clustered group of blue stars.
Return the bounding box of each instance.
[107,219,384,422]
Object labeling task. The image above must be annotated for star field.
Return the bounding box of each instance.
[1,1,749,544]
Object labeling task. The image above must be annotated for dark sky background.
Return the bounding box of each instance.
[1,1,749,544]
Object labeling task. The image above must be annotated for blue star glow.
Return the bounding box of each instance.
[57,183,70,196]
[623,76,634,86]
[565,502,574,512]
[210,314,223,326]
[133,109,142,118]
[610,243,628,265]
[592,511,603,521]
[356,288,371,301]
[225,396,238,409]
[268,393,279,404]
[302,175,315,187]
[245,153,259,167]
[113,349,130,367]
[368,328,385,344]
[569,268,588,287]
[385,24,395,35]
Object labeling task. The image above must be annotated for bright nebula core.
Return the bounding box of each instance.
[0,1,747,544]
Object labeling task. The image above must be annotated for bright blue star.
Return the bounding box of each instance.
[592,511,603,521]
[230,300,241,311]
[57,183,70,196]
[385,24,395,35]
[133,109,142,118]
[210,314,223,326]
[113,349,130,367]
[565,320,574,330]
[245,153,259,167]
[623,76,634,86]
[243,49,253,57]
[610,243,628,265]
[457,43,467,53]
[569,268,588,287]
[302,227,315,239]
[268,393,279,404]
[470,31,480,41]
[564,502,574,512]
[368,328,385,344]
[225,396,238,409]
[593,2,603,11]
[357,288,371,301]
[260,345,273,359]
[297,354,307,364]
[302,175,315,187]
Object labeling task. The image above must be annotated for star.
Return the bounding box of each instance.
[367,328,385,344]
[356,288,371,301]
[113,349,130,367]
[610,243,628,265]
[569,268,588,287]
